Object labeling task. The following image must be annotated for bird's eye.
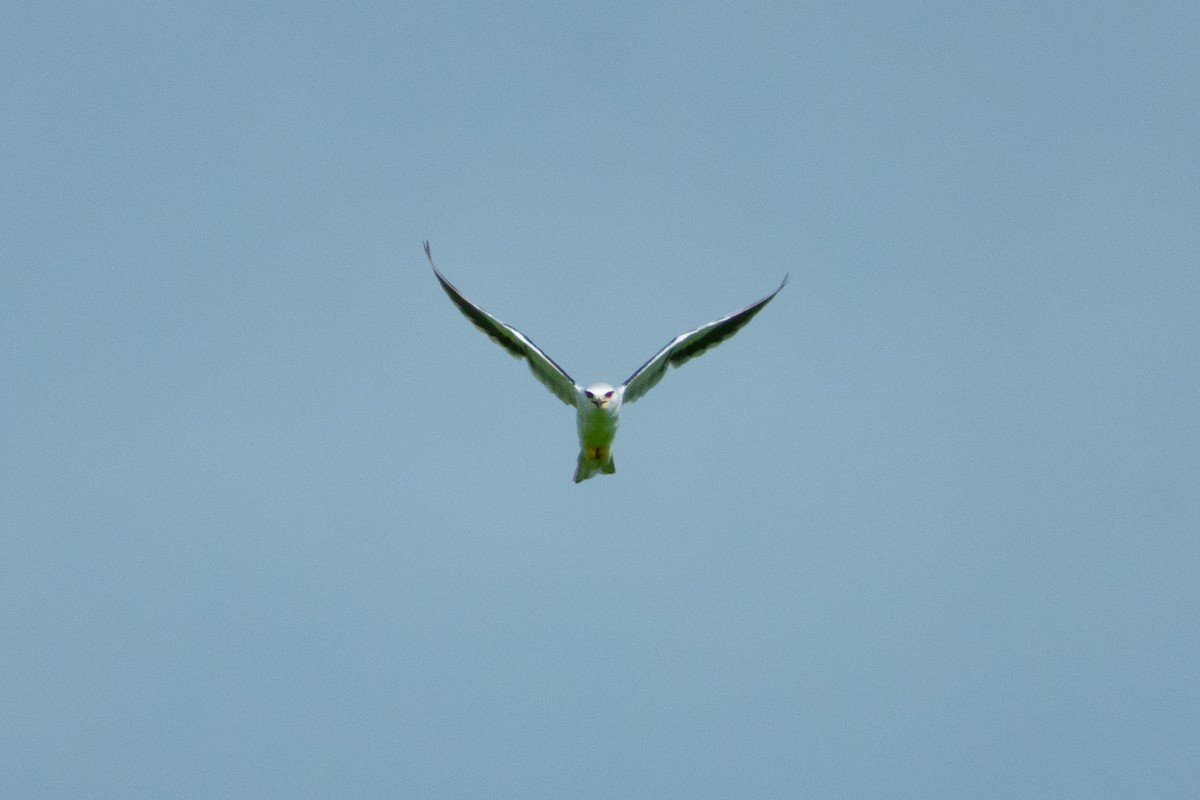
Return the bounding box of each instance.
[585,390,594,399]
[604,390,614,398]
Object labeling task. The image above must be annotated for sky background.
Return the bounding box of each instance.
[3,2,1198,797]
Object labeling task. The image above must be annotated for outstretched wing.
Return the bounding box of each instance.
[621,275,788,405]
[424,241,579,407]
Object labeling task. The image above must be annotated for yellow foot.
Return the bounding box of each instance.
[585,446,610,461]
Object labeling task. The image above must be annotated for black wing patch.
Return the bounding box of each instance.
[424,241,579,407]
[621,275,788,404]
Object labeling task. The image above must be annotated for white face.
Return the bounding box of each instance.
[583,383,616,409]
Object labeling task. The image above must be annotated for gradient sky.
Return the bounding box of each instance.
[3,2,1198,797]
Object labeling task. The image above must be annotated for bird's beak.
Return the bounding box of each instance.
[592,398,608,408]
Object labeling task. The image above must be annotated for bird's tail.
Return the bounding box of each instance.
[574,451,616,483]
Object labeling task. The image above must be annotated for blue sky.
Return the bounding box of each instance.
[3,2,1198,797]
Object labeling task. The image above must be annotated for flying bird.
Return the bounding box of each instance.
[423,241,787,483]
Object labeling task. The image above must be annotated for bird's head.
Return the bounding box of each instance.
[583,383,617,409]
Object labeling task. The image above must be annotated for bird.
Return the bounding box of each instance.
[422,241,787,483]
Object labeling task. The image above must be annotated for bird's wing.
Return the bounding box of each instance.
[424,241,579,407]
[621,275,788,405]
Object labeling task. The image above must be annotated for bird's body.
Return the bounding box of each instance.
[422,242,786,483]
[574,382,621,483]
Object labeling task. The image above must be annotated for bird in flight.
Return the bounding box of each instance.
[423,241,787,483]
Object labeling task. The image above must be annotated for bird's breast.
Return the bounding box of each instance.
[576,402,620,448]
